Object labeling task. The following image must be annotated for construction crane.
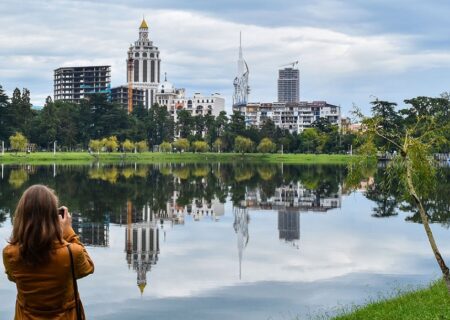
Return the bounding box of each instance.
[279,60,299,68]
[127,50,134,114]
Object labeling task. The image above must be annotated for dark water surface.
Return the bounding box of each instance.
[0,163,449,319]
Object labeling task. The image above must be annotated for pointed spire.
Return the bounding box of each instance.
[140,15,149,29]
[138,283,146,295]
[164,72,167,82]
[239,31,243,59]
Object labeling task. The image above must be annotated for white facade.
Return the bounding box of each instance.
[127,18,160,108]
[233,101,341,134]
[155,77,225,123]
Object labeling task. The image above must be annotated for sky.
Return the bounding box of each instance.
[0,0,449,115]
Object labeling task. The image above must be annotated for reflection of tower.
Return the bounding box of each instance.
[125,202,160,294]
[233,206,249,280]
[278,210,300,249]
[233,32,250,107]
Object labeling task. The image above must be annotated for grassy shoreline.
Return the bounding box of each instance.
[331,279,450,320]
[0,152,363,165]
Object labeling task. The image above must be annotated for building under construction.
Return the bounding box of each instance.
[110,85,145,110]
[54,65,111,103]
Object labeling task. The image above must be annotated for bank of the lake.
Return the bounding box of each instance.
[332,279,450,320]
[0,152,364,164]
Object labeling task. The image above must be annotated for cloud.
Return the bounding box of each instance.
[0,0,449,113]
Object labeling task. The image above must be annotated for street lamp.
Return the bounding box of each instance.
[1,140,4,156]
[53,140,57,155]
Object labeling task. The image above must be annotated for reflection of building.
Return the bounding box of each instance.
[233,206,249,280]
[71,213,110,247]
[125,203,160,294]
[278,210,300,248]
[168,189,225,223]
[245,183,342,212]
[54,66,111,103]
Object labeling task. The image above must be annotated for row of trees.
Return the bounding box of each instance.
[0,85,448,154]
[0,86,359,153]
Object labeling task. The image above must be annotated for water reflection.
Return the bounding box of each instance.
[0,163,449,298]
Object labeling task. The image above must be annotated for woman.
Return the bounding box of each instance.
[3,184,94,319]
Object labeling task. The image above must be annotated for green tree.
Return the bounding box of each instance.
[9,132,28,153]
[159,141,172,153]
[104,136,119,152]
[135,140,149,153]
[355,95,450,294]
[257,138,276,154]
[89,139,103,154]
[122,139,135,153]
[299,128,319,153]
[213,138,224,153]
[176,109,194,138]
[173,138,190,153]
[234,136,253,154]
[192,140,209,153]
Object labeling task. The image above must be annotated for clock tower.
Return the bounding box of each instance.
[127,17,161,108]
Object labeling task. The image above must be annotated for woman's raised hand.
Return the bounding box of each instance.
[58,206,72,233]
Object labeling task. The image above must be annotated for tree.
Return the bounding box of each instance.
[257,138,276,154]
[104,136,119,152]
[213,138,224,153]
[299,128,319,153]
[173,138,190,153]
[9,132,28,153]
[355,95,450,294]
[192,140,209,153]
[122,139,135,153]
[234,136,253,154]
[135,140,149,153]
[88,139,103,154]
[159,141,172,153]
[176,109,194,138]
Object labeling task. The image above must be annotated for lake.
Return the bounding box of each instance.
[0,163,449,319]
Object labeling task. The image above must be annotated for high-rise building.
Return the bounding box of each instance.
[127,18,161,108]
[110,85,145,110]
[233,32,250,107]
[54,65,111,103]
[278,67,299,103]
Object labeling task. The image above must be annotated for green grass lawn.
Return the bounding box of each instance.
[332,279,450,320]
[0,152,364,165]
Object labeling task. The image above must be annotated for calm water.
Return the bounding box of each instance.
[0,163,449,319]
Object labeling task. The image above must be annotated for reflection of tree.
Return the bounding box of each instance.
[8,168,28,189]
[364,170,400,218]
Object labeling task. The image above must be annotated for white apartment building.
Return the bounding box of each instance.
[155,77,225,123]
[233,101,341,134]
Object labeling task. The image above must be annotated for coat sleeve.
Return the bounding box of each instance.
[64,226,95,279]
[2,246,16,283]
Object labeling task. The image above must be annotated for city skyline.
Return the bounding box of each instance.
[1,0,450,116]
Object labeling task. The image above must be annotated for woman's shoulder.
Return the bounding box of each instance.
[2,243,19,260]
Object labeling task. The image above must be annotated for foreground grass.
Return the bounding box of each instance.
[0,152,362,165]
[332,279,450,320]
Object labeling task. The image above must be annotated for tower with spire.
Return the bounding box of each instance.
[127,17,161,108]
[233,32,250,107]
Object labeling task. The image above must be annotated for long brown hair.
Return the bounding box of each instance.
[10,184,63,266]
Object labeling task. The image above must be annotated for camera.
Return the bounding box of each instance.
[58,207,65,218]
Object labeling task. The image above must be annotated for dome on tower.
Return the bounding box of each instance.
[158,76,175,94]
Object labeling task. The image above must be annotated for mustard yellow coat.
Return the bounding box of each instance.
[3,227,94,319]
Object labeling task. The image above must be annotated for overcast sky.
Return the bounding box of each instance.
[1,0,449,115]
